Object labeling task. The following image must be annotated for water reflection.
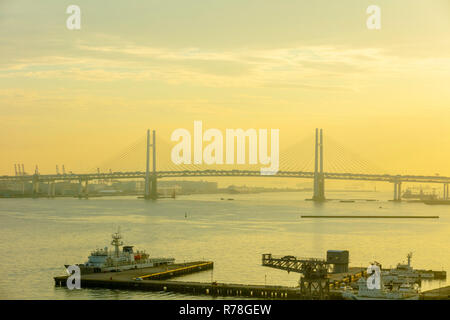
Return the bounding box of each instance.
[0,191,448,299]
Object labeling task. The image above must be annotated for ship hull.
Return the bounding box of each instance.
[67,260,174,274]
[343,294,419,300]
[424,200,450,205]
[64,231,175,275]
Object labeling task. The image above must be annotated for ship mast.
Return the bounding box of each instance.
[407,252,412,267]
[111,228,123,258]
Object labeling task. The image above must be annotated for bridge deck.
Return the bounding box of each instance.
[2,170,450,184]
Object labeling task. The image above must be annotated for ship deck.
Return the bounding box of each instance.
[56,261,213,283]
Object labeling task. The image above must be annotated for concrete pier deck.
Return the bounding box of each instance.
[54,261,370,299]
[329,267,366,288]
[54,261,307,299]
[55,261,213,284]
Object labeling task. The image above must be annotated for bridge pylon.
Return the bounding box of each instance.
[145,129,157,200]
[392,181,402,201]
[312,128,325,202]
[78,178,89,199]
[31,174,40,198]
[47,181,56,198]
[443,183,449,200]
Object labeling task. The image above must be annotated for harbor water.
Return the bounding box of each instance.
[0,191,448,299]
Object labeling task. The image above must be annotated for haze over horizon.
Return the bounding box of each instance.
[1,0,450,177]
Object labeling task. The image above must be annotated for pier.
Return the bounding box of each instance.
[55,261,213,284]
[54,261,302,299]
[53,260,447,300]
[54,260,369,300]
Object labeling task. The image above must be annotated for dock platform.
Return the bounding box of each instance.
[55,260,306,299]
[329,267,366,288]
[55,261,369,299]
[55,261,213,284]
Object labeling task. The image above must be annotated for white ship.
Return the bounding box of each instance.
[67,230,175,273]
[383,252,434,281]
[342,276,420,300]
[342,260,420,300]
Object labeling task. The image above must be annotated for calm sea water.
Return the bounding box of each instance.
[0,191,448,300]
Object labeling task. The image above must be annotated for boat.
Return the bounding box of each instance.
[402,188,437,200]
[342,268,420,300]
[65,229,175,274]
[423,199,450,205]
[384,253,434,279]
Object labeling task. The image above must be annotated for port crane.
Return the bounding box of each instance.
[262,253,331,299]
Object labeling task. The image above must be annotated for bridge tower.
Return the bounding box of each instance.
[78,178,89,199]
[150,130,157,199]
[47,181,56,198]
[444,183,449,200]
[393,181,402,201]
[313,128,325,202]
[31,174,40,198]
[144,129,157,200]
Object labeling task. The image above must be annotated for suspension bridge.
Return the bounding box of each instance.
[1,129,449,201]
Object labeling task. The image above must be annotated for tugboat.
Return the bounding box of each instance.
[66,229,175,274]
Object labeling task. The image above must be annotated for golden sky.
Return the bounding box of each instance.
[1,0,449,177]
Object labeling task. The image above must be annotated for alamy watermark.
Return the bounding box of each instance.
[171,121,279,175]
[366,263,381,289]
[66,5,381,31]
[66,265,81,290]
[367,5,381,30]
[66,5,81,30]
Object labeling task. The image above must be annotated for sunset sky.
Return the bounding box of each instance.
[1,0,449,178]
